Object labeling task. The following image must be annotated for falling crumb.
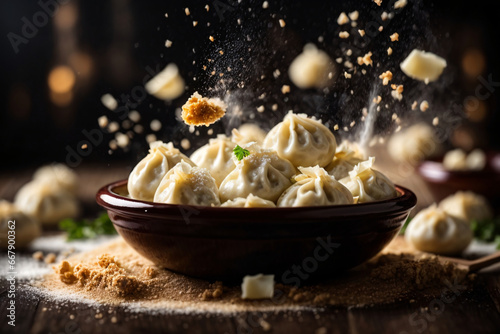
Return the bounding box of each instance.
[81,143,88,150]
[257,105,265,113]
[107,122,119,133]
[373,0,382,6]
[101,94,118,111]
[33,251,44,261]
[205,4,209,11]
[209,36,215,42]
[180,138,191,150]
[193,21,198,27]
[379,71,393,85]
[128,110,141,123]
[181,92,226,127]
[281,85,290,94]
[395,0,408,9]
[378,26,383,32]
[279,19,286,28]
[391,90,403,101]
[346,49,353,56]
[433,117,439,126]
[420,100,429,112]
[387,47,393,56]
[350,120,356,127]
[344,72,352,79]
[339,31,350,39]
[69,314,75,320]
[337,12,349,25]
[260,319,272,331]
[98,115,109,128]
[348,11,359,21]
[411,101,418,110]
[165,40,172,48]
[358,29,365,37]
[390,33,399,42]
[150,119,162,132]
[334,124,339,131]
[111,316,118,323]
[115,132,129,148]
[262,1,269,9]
[392,113,398,121]
[133,124,144,134]
[146,134,157,144]
[108,140,117,150]
[361,52,373,66]
[391,84,404,94]
[373,96,382,104]
[185,8,190,16]
[45,253,57,264]
[336,57,343,64]
[381,12,389,21]
[164,13,168,18]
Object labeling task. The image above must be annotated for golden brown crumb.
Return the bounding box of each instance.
[185,8,190,16]
[181,92,226,126]
[281,85,290,94]
[165,40,172,48]
[348,11,359,21]
[391,84,404,94]
[390,33,399,42]
[339,31,350,39]
[143,266,157,279]
[358,29,365,37]
[279,19,286,28]
[387,47,393,55]
[209,36,214,42]
[344,72,352,79]
[205,4,209,11]
[420,100,429,112]
[337,12,349,25]
[193,21,198,27]
[432,117,439,126]
[411,101,418,110]
[379,71,393,85]
[373,0,382,6]
[362,52,373,66]
[334,124,339,131]
[378,26,384,32]
[394,0,408,9]
[45,253,57,264]
[373,96,382,104]
[33,251,44,261]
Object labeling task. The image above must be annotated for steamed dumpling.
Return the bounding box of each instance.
[263,111,337,168]
[439,191,493,223]
[325,141,366,180]
[128,141,195,201]
[387,123,439,164]
[14,181,79,226]
[405,204,472,255]
[33,163,78,194]
[221,194,276,208]
[278,166,354,207]
[231,123,267,146]
[0,200,41,249]
[189,135,237,186]
[219,146,296,203]
[154,161,220,206]
[340,157,398,203]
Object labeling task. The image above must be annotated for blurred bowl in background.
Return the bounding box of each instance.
[417,151,500,213]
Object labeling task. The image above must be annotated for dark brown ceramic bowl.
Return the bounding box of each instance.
[417,152,500,212]
[96,180,417,282]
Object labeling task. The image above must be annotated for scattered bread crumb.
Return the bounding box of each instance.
[344,72,352,79]
[185,8,190,16]
[358,29,365,37]
[262,1,269,9]
[181,92,226,126]
[395,0,408,9]
[45,253,57,264]
[379,71,393,85]
[165,39,172,48]
[373,0,382,6]
[349,11,359,21]
[362,52,373,66]
[209,36,215,42]
[390,33,399,42]
[381,12,389,21]
[420,100,429,112]
[432,117,439,126]
[281,85,290,94]
[337,12,349,25]
[33,251,44,261]
[339,31,350,39]
[279,19,286,28]
[387,47,393,56]
[411,101,418,110]
[373,96,382,104]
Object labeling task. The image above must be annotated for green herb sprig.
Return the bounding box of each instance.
[471,217,500,249]
[233,145,250,161]
[59,212,117,241]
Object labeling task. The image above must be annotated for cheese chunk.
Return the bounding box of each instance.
[288,44,335,89]
[241,274,274,299]
[145,63,185,100]
[400,49,447,83]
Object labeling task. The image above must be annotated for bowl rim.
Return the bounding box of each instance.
[96,179,417,222]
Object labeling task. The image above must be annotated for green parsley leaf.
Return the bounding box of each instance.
[471,217,500,245]
[59,212,117,241]
[233,145,250,161]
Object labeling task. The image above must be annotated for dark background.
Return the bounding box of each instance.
[0,0,499,172]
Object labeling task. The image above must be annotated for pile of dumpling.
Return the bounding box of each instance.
[128,112,399,208]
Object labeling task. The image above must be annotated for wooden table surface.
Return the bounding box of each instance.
[1,161,500,334]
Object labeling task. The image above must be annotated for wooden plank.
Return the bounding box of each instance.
[0,286,40,334]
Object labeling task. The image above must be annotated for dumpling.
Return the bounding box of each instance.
[442,148,467,170]
[154,161,220,206]
[33,163,78,194]
[263,111,337,168]
[277,166,354,207]
[189,134,237,186]
[387,123,439,165]
[128,141,195,201]
[221,194,276,208]
[439,191,493,223]
[288,43,335,89]
[219,146,296,203]
[405,204,472,255]
[231,123,267,146]
[340,157,398,203]
[0,200,41,249]
[14,181,79,226]
[325,141,366,180]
